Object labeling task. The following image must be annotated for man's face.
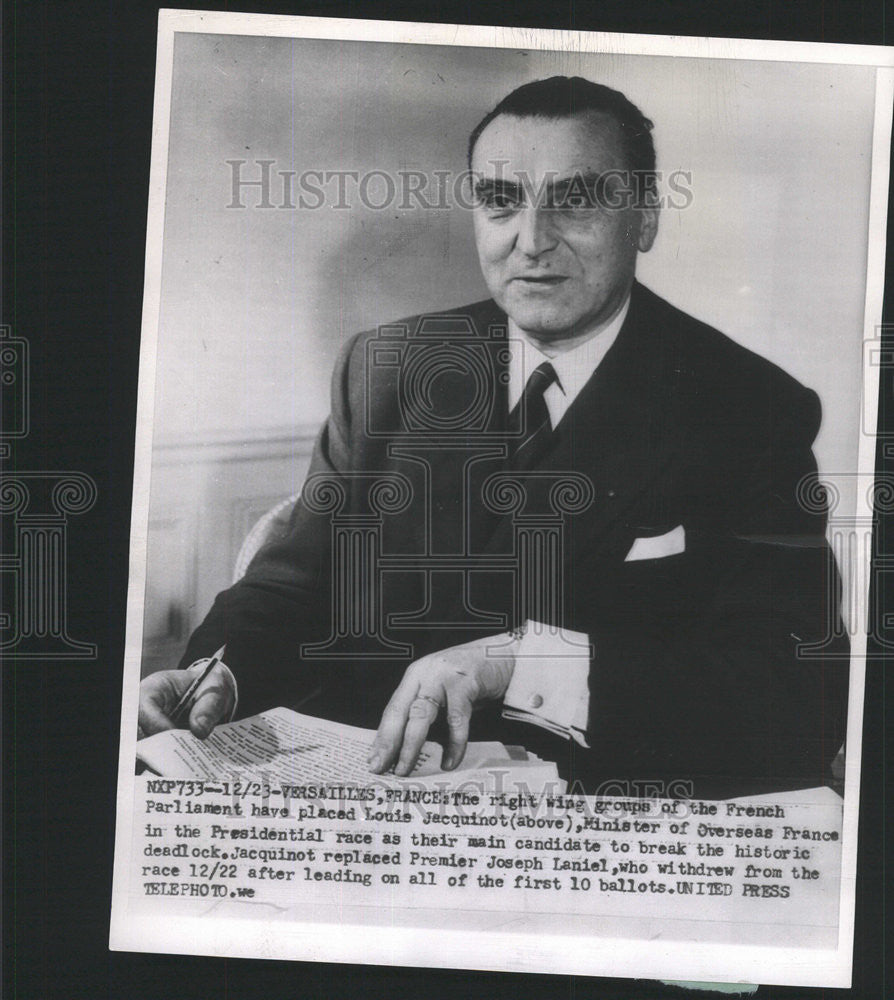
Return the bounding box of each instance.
[470,111,658,341]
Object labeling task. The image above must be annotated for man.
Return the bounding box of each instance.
[139,77,848,798]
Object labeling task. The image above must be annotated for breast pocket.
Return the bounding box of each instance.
[624,524,686,562]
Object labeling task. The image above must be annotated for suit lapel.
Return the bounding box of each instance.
[382,300,511,558]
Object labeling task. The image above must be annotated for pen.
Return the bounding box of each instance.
[169,644,227,727]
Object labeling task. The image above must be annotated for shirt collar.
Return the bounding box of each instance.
[507,294,631,412]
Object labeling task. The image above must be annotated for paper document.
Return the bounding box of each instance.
[136,707,561,789]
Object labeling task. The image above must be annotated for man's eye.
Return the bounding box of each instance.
[482,193,521,212]
[550,191,597,211]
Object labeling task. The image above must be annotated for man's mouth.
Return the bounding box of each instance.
[511,275,568,286]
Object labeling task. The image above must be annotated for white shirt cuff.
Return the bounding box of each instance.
[502,622,591,747]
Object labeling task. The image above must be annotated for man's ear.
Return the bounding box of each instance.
[635,205,659,253]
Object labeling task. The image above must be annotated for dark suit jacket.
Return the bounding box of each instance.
[181,281,849,798]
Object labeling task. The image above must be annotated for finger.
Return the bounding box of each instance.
[368,678,420,773]
[138,671,187,737]
[138,692,176,737]
[394,692,442,777]
[441,688,474,771]
[187,664,236,739]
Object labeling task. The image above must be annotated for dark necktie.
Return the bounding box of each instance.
[510,362,558,470]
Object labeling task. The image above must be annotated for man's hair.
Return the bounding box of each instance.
[467,75,656,196]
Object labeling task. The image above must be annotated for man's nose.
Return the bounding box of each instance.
[514,205,558,257]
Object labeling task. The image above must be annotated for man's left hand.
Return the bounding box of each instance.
[367,634,519,776]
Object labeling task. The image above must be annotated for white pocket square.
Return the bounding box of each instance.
[625,524,686,562]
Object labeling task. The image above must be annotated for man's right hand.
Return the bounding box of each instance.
[137,661,237,740]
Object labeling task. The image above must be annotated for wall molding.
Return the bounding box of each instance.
[152,425,318,465]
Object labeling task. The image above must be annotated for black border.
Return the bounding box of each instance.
[2,2,891,998]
